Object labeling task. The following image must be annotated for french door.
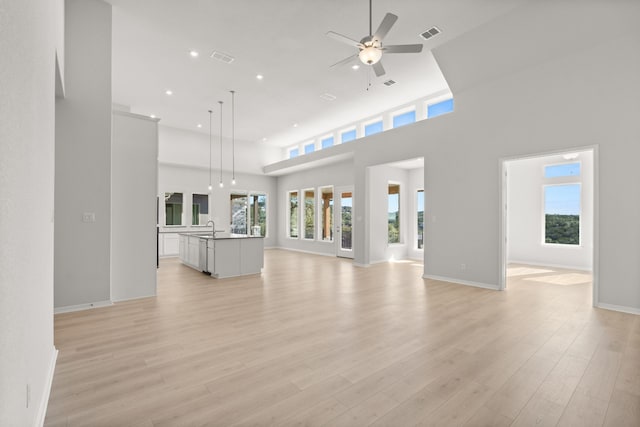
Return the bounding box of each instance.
[334,186,354,258]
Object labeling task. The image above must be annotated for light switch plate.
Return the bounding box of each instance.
[82,212,95,223]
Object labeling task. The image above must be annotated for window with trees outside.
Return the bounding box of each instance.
[192,193,208,225]
[388,184,400,244]
[248,194,267,237]
[165,192,183,226]
[544,184,580,245]
[543,162,581,245]
[417,189,424,249]
[303,189,315,239]
[288,191,299,238]
[230,193,248,234]
[319,186,333,241]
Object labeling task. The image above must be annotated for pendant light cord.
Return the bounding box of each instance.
[218,101,224,187]
[208,110,213,189]
[230,90,235,183]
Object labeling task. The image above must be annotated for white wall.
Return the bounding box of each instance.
[159,125,280,175]
[407,168,425,261]
[276,160,354,255]
[0,0,59,424]
[159,164,279,248]
[367,165,410,264]
[111,111,158,302]
[54,0,112,309]
[507,151,593,270]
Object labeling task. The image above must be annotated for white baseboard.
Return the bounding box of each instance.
[54,300,113,314]
[352,262,370,268]
[36,347,58,426]
[111,293,156,303]
[507,259,592,272]
[595,302,640,316]
[274,246,336,258]
[423,274,500,291]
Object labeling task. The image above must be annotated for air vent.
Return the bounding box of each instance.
[383,79,396,86]
[420,26,441,40]
[210,50,235,64]
[319,93,337,101]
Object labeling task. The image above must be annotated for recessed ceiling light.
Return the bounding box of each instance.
[262,137,268,142]
[165,90,173,95]
[197,124,202,128]
[256,74,264,80]
[352,64,360,70]
[320,93,337,101]
[189,50,199,58]
[293,123,298,128]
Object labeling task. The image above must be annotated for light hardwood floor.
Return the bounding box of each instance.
[45,250,640,426]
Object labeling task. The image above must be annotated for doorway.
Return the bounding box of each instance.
[500,148,597,305]
[335,186,354,258]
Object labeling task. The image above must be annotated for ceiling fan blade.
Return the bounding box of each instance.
[373,13,398,41]
[383,44,423,54]
[372,61,385,77]
[330,54,358,68]
[326,31,363,48]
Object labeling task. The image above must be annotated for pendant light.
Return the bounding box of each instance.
[218,100,224,188]
[207,109,213,191]
[230,90,236,186]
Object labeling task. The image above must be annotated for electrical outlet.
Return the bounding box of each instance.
[26,384,30,408]
[460,263,467,271]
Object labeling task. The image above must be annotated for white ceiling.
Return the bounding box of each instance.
[106,0,527,148]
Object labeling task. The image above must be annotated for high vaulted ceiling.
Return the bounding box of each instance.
[106,0,528,148]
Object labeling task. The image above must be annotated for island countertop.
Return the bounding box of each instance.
[179,232,264,240]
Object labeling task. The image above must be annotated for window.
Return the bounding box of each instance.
[288,191,299,238]
[393,110,416,128]
[388,184,400,244]
[365,120,383,136]
[427,98,454,118]
[319,186,333,241]
[417,189,424,249]
[321,136,334,149]
[545,162,580,178]
[544,184,580,245]
[230,193,248,234]
[165,192,183,226]
[304,142,315,154]
[341,129,357,143]
[248,193,267,237]
[303,189,315,239]
[289,147,299,159]
[192,193,209,225]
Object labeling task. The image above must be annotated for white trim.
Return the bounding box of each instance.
[352,262,370,268]
[507,259,592,272]
[274,246,336,258]
[54,300,113,314]
[595,303,640,316]
[36,348,58,427]
[111,294,156,303]
[423,274,500,291]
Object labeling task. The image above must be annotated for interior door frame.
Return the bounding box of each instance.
[498,145,599,308]
[335,185,354,258]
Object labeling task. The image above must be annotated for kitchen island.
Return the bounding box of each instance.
[179,233,264,279]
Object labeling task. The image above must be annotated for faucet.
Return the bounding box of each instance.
[206,220,215,238]
[206,220,225,238]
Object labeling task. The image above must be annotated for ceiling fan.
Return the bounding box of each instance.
[326,0,423,77]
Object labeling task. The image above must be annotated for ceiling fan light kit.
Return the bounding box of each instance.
[327,0,423,77]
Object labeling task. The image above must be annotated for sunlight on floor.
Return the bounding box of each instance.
[524,273,592,286]
[506,266,555,277]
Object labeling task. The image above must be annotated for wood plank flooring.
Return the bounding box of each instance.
[45,251,640,426]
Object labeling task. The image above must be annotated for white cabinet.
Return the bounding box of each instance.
[187,235,200,268]
[213,239,241,278]
[160,233,179,256]
[179,233,264,279]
